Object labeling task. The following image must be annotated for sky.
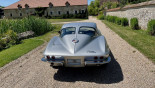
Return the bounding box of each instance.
[0,0,95,7]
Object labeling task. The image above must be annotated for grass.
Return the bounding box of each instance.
[47,19,86,23]
[103,20,155,63]
[0,25,61,67]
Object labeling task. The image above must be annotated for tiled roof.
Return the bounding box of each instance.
[4,0,88,10]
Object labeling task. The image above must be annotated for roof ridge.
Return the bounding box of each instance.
[4,0,87,10]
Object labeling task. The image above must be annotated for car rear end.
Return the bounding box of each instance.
[42,55,111,68]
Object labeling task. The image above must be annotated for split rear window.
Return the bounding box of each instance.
[79,27,96,37]
[61,27,76,37]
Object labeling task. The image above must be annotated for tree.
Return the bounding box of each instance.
[88,0,100,16]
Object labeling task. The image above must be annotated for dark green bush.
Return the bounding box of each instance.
[105,15,118,23]
[147,20,155,36]
[121,18,129,26]
[115,17,122,25]
[130,18,139,30]
[97,14,105,20]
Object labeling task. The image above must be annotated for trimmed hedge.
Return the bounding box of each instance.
[105,15,116,23]
[130,18,139,30]
[147,20,155,36]
[115,17,122,25]
[121,18,129,26]
[105,15,129,27]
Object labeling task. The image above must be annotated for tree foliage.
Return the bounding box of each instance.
[35,7,47,17]
[88,0,100,16]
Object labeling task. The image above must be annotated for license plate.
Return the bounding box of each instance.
[67,59,81,65]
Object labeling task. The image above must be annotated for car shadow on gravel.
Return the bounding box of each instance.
[53,52,124,84]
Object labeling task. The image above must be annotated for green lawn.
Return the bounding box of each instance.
[47,19,86,23]
[103,20,155,63]
[0,27,61,67]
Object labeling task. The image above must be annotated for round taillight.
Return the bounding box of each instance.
[52,56,55,59]
[94,56,98,60]
[46,56,50,61]
[46,56,50,59]
[100,56,104,59]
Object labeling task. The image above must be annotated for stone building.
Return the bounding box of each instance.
[0,6,4,18]
[3,0,88,18]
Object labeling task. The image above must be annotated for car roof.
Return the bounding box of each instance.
[62,22,97,29]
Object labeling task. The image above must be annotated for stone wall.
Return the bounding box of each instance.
[106,0,155,29]
[4,5,87,19]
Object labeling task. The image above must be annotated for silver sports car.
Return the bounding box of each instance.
[42,22,111,68]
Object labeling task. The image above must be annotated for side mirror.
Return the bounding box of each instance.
[58,31,61,34]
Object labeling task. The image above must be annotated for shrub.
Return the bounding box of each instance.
[130,18,139,30]
[0,30,18,50]
[0,38,7,50]
[121,18,129,26]
[105,15,117,23]
[147,20,155,36]
[28,16,54,35]
[5,30,18,48]
[115,17,122,25]
[0,16,54,35]
[97,14,105,20]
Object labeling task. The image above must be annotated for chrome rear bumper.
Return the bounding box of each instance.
[41,56,111,67]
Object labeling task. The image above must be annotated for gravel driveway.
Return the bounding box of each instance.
[0,17,155,88]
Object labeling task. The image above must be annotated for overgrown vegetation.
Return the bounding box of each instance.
[101,1,119,9]
[120,0,151,5]
[0,16,55,51]
[147,20,155,36]
[0,24,62,67]
[0,16,54,35]
[0,30,19,50]
[103,20,155,63]
[88,0,150,16]
[130,18,139,30]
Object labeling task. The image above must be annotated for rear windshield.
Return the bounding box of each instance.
[61,27,76,37]
[79,27,96,37]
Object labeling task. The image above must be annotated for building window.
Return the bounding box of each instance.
[49,2,53,8]
[20,13,22,16]
[25,4,29,10]
[58,11,61,15]
[65,1,70,7]
[81,10,85,14]
[17,4,22,10]
[75,10,78,14]
[50,12,53,15]
[10,13,12,17]
[67,11,69,15]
